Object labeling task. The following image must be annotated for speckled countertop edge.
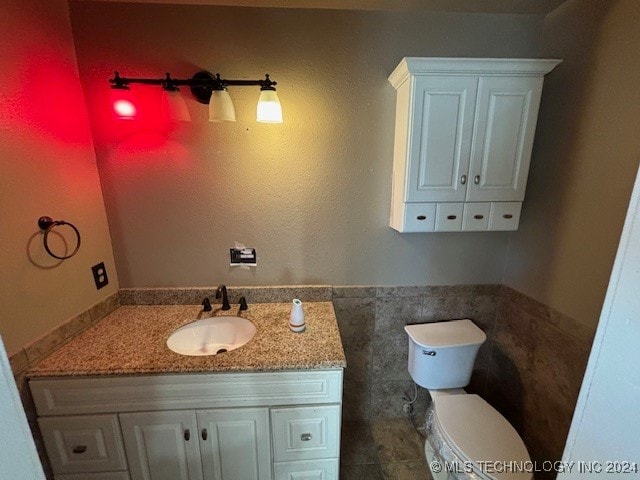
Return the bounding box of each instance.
[28,302,346,377]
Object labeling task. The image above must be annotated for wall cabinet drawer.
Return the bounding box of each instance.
[489,202,522,231]
[402,203,436,232]
[55,472,130,480]
[462,203,490,231]
[271,406,340,461]
[39,414,127,474]
[435,203,464,232]
[274,458,339,480]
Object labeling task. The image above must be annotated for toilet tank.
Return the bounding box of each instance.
[404,319,486,389]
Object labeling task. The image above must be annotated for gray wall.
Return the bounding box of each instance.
[69,2,543,288]
[503,0,640,330]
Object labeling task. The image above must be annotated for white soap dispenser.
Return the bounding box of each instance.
[289,299,306,333]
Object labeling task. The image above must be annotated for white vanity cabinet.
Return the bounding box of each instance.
[31,370,343,480]
[388,57,561,232]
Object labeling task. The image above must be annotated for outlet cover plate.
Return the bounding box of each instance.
[91,262,109,290]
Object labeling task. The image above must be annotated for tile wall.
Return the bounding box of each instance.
[333,285,500,420]
[485,286,594,476]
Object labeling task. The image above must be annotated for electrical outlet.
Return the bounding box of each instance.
[91,262,109,290]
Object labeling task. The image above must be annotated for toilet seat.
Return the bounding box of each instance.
[432,394,531,480]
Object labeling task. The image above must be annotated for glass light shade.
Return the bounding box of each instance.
[256,90,283,123]
[161,89,191,122]
[110,88,136,120]
[209,89,236,122]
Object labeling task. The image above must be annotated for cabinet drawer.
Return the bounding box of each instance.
[435,203,463,231]
[403,203,436,232]
[462,203,490,231]
[55,472,130,480]
[39,414,127,474]
[271,406,340,461]
[489,202,522,230]
[274,458,339,480]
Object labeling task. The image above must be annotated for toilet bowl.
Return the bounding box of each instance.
[405,320,532,480]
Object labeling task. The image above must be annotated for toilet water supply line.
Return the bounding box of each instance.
[403,381,427,437]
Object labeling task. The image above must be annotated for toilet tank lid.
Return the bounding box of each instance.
[404,319,486,348]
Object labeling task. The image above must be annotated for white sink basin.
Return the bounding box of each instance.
[167,317,256,356]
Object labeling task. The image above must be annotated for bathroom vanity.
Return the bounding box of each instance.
[28,303,346,480]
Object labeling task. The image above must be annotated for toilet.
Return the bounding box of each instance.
[405,319,532,480]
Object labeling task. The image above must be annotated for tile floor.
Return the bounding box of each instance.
[340,418,433,480]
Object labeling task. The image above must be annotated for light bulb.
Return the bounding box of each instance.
[256,90,283,123]
[209,89,236,122]
[110,88,136,120]
[162,89,190,122]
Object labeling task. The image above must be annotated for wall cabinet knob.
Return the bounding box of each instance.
[184,429,190,441]
[72,446,87,454]
[460,174,467,185]
[300,433,312,441]
[201,429,208,441]
[474,175,480,185]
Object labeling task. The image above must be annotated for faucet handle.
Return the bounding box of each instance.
[239,296,248,311]
[202,298,212,312]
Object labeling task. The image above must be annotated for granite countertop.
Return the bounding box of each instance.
[28,302,346,377]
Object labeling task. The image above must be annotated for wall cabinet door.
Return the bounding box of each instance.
[466,76,543,202]
[197,408,271,480]
[405,76,478,203]
[120,411,203,480]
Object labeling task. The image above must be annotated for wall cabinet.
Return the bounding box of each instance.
[31,370,343,480]
[388,57,560,232]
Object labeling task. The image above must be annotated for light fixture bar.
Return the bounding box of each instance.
[109,70,282,123]
[110,71,277,100]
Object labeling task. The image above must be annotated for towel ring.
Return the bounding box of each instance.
[38,216,81,260]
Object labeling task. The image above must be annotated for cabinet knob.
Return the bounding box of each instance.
[474,214,484,220]
[300,433,312,442]
[503,214,513,219]
[446,215,457,220]
[460,174,467,185]
[184,429,190,441]
[416,215,427,221]
[72,445,87,454]
[474,175,480,185]
[202,429,208,441]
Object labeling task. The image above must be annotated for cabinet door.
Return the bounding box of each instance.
[197,408,271,480]
[467,76,543,202]
[120,411,203,480]
[406,76,478,202]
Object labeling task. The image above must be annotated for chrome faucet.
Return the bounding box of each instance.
[216,285,231,310]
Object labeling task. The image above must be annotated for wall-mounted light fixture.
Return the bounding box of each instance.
[108,70,283,123]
